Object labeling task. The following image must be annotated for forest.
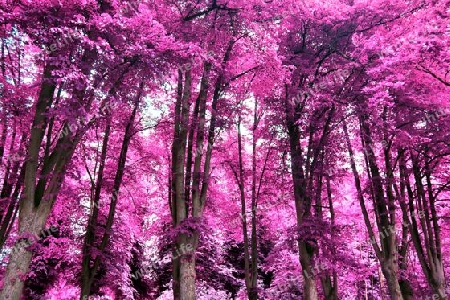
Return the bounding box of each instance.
[0,0,449,299]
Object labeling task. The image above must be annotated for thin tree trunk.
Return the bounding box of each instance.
[378,266,386,300]
[1,35,6,77]
[358,109,402,299]
[382,107,414,300]
[0,163,25,250]
[0,120,17,220]
[249,99,259,300]
[230,114,253,300]
[80,117,112,298]
[0,117,8,166]
[342,118,402,300]
[284,89,318,300]
[398,150,447,299]
[81,84,143,298]
[185,62,211,209]
[321,174,338,300]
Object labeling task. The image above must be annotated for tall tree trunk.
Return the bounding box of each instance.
[342,118,402,300]
[398,149,447,299]
[249,99,259,300]
[284,90,318,300]
[0,65,58,300]
[321,174,338,300]
[423,157,447,299]
[0,120,17,221]
[358,107,402,299]
[0,163,25,250]
[381,107,414,300]
[0,21,131,297]
[80,117,112,298]
[0,114,7,162]
[171,69,192,299]
[230,113,254,300]
[80,84,142,299]
[173,40,234,300]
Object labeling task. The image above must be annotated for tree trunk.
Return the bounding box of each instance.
[80,84,142,299]
[0,163,25,250]
[321,174,338,300]
[399,279,414,300]
[172,69,192,299]
[180,236,197,300]
[0,64,57,299]
[0,125,26,250]
[230,113,253,300]
[381,261,402,300]
[249,99,259,300]
[80,117,111,298]
[173,42,234,300]
[285,93,318,299]
[0,214,47,299]
[398,149,447,300]
[342,118,403,300]
[0,115,7,162]
[172,40,234,300]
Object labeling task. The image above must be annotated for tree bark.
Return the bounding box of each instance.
[172,40,235,300]
[342,118,402,300]
[321,174,338,300]
[0,64,58,299]
[381,107,414,300]
[180,254,196,300]
[230,113,253,300]
[80,117,111,298]
[80,84,143,299]
[0,114,7,162]
[172,69,192,299]
[249,99,259,300]
[398,149,447,300]
[284,89,318,299]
